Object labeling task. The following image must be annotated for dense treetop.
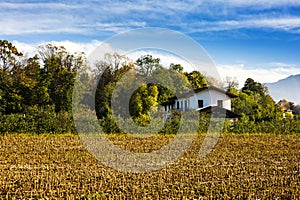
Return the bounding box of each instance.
[0,39,298,134]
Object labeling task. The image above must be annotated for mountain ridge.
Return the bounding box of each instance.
[265,74,300,104]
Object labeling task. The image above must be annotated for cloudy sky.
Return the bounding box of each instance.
[1,0,300,86]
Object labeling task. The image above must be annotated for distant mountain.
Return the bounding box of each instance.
[265,74,300,104]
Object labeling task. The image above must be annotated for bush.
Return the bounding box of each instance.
[0,106,75,134]
[1,106,300,135]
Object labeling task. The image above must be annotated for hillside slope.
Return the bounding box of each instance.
[265,74,300,104]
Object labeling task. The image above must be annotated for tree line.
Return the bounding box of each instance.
[0,39,298,134]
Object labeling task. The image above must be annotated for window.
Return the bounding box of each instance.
[198,100,203,108]
[177,101,180,109]
[217,100,223,108]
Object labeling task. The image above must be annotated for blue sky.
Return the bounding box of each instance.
[1,0,300,85]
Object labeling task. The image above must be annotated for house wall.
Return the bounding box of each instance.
[173,90,231,111]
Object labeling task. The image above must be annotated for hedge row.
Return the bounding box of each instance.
[1,107,300,135]
[0,106,75,134]
[223,117,300,134]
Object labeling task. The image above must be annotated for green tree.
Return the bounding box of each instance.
[0,40,23,71]
[39,44,85,113]
[14,55,52,109]
[136,54,161,76]
[183,71,207,89]
[169,63,183,73]
[94,53,132,119]
[242,78,267,95]
[129,84,159,125]
[0,40,24,114]
[223,76,239,91]
[232,78,283,122]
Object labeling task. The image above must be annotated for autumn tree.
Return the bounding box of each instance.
[38,44,85,113]
[242,78,267,95]
[94,53,133,120]
[0,40,24,114]
[13,55,51,110]
[223,76,239,91]
[0,40,23,71]
[183,71,207,89]
[169,63,183,73]
[232,78,282,121]
[136,54,161,76]
[129,84,159,125]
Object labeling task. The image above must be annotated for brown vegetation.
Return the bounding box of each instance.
[0,134,299,199]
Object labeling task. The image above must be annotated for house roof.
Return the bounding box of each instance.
[178,85,237,99]
[194,86,238,98]
[198,106,241,118]
[162,86,238,104]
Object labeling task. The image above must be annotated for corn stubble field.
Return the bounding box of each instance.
[0,134,299,199]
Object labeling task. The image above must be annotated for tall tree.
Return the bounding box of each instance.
[0,40,23,114]
[129,84,159,125]
[232,78,282,121]
[0,40,23,71]
[13,55,49,109]
[136,54,161,76]
[184,71,207,89]
[94,53,132,119]
[242,78,267,95]
[169,63,183,73]
[38,44,85,113]
[223,76,239,91]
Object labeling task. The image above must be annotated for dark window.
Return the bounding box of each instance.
[198,100,203,108]
[217,100,223,108]
[177,101,180,109]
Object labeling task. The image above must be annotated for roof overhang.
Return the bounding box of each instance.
[198,106,241,118]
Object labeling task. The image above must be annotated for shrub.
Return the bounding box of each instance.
[0,106,75,134]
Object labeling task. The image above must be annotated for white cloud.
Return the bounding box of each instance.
[217,63,300,86]
[1,0,300,36]
[0,2,84,10]
[11,40,300,88]
[80,22,147,33]
[13,40,208,73]
[12,41,37,57]
[187,17,300,33]
[213,0,300,7]
[13,40,103,57]
[126,49,195,70]
[266,62,296,68]
[1,0,299,12]
[0,13,85,35]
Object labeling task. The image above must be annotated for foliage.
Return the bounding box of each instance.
[39,44,85,113]
[0,39,23,70]
[0,40,84,134]
[0,106,75,134]
[183,70,207,89]
[223,76,239,91]
[169,63,183,73]
[232,78,283,122]
[0,39,299,135]
[0,40,24,114]
[136,54,161,76]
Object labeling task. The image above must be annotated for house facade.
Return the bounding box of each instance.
[162,85,240,118]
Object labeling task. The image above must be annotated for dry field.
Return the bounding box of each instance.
[0,134,299,199]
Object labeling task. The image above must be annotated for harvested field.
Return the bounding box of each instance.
[0,134,299,199]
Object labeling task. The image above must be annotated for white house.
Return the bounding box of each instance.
[162,85,240,118]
